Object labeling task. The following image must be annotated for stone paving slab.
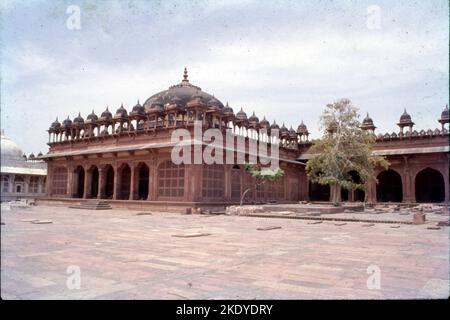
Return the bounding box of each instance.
[1,205,449,299]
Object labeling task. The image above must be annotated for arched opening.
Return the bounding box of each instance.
[415,168,445,203]
[377,169,402,202]
[308,181,330,202]
[90,166,99,198]
[75,166,85,198]
[137,163,149,200]
[105,165,114,199]
[119,164,131,200]
[341,170,365,202]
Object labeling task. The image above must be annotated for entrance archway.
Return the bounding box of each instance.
[309,181,330,201]
[341,170,365,202]
[415,168,445,203]
[377,169,402,202]
[119,164,131,200]
[137,163,149,200]
[90,166,99,198]
[75,166,85,198]
[105,165,114,199]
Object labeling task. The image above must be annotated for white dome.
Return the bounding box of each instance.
[1,132,24,160]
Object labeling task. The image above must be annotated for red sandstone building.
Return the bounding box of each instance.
[40,69,449,208]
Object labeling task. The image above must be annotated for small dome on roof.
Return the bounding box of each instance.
[86,110,98,122]
[100,107,112,120]
[207,96,222,109]
[50,117,61,129]
[259,116,270,128]
[289,126,297,138]
[37,151,43,157]
[362,113,373,125]
[270,121,280,130]
[63,116,72,127]
[236,108,248,121]
[399,108,412,123]
[361,113,376,130]
[114,104,128,118]
[222,102,234,114]
[131,100,145,115]
[73,112,84,124]
[280,123,288,134]
[29,153,35,159]
[441,104,449,121]
[297,120,308,134]
[248,112,259,123]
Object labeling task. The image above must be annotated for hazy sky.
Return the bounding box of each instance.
[1,0,448,155]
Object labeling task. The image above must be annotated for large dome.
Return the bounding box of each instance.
[1,131,24,161]
[143,68,224,110]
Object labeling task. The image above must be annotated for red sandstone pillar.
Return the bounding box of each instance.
[83,168,90,199]
[67,165,74,198]
[113,165,119,200]
[129,165,136,200]
[98,167,106,199]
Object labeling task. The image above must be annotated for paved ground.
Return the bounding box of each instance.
[1,205,449,299]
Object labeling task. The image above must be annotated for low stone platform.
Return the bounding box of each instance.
[226,203,364,216]
[262,203,364,214]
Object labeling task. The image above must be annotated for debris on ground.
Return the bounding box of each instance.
[257,226,282,231]
[307,221,323,225]
[390,225,400,228]
[172,232,211,238]
[31,220,53,224]
[427,226,441,230]
[362,223,375,227]
[334,223,347,226]
[413,212,426,225]
[136,212,152,216]
[437,221,449,227]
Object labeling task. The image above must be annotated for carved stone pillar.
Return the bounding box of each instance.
[113,165,119,200]
[129,164,136,200]
[98,167,106,199]
[83,167,90,199]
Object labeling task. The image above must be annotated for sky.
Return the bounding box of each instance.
[0,0,448,155]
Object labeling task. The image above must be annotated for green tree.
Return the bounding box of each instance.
[240,164,285,206]
[306,98,389,205]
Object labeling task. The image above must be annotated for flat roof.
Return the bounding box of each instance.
[297,145,450,160]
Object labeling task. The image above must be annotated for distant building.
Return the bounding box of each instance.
[1,131,47,202]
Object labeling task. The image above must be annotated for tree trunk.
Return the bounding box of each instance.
[330,184,341,204]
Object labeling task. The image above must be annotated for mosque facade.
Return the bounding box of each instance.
[38,69,449,208]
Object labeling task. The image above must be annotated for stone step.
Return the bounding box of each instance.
[69,201,112,210]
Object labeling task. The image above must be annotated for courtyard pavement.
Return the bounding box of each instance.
[1,205,449,299]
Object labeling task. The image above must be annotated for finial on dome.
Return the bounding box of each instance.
[183,67,189,82]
